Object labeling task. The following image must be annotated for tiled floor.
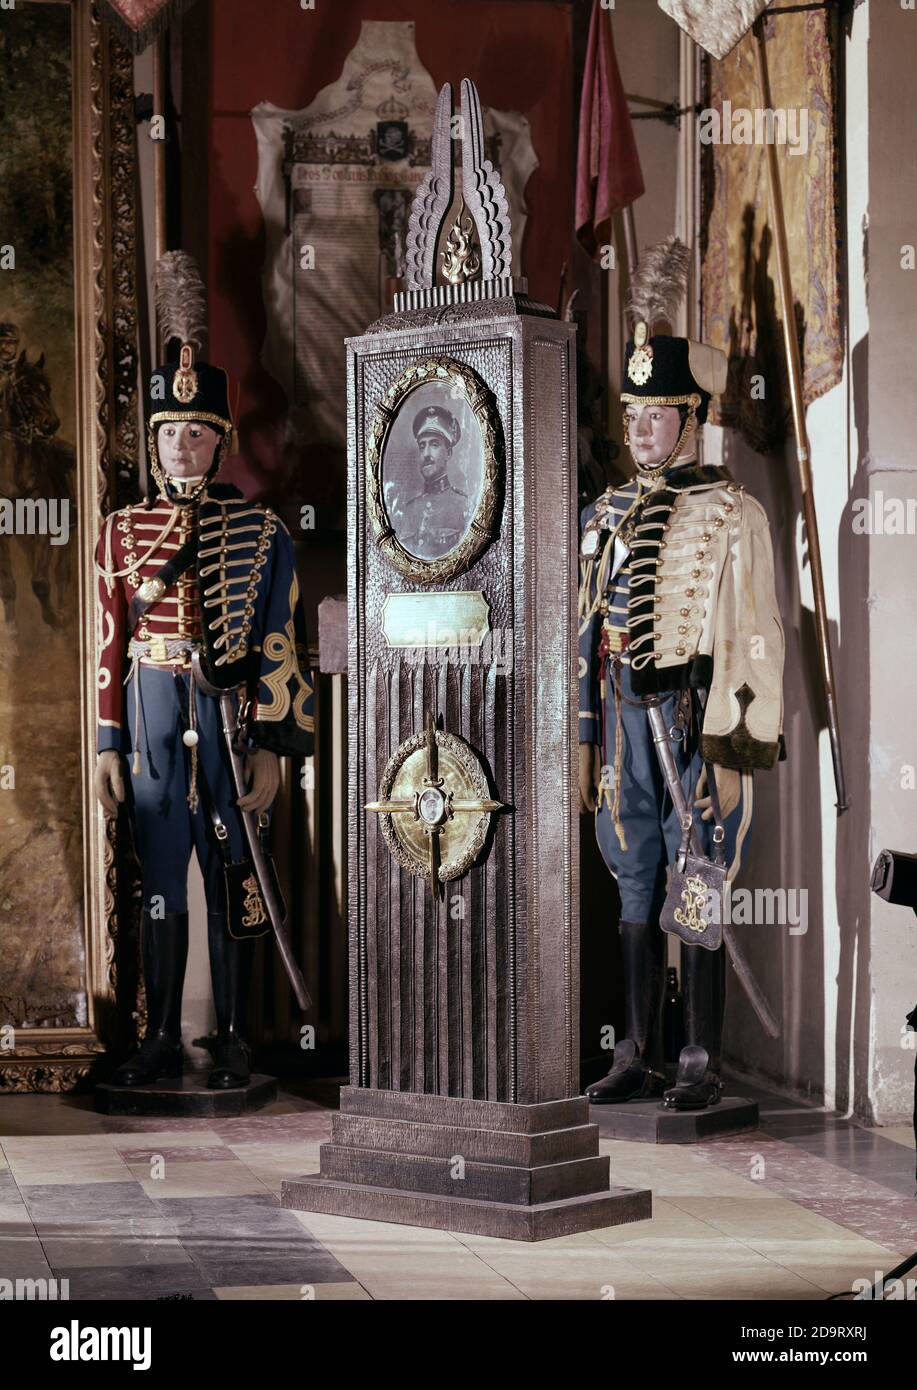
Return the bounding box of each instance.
[0,1079,913,1300]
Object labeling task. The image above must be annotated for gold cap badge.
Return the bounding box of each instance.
[627,320,654,386]
[173,343,199,405]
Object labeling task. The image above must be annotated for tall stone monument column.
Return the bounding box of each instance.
[283,80,651,1239]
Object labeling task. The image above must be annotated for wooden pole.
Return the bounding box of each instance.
[152,33,168,356]
[752,15,848,812]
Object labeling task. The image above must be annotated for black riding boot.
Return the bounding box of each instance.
[207,912,254,1089]
[113,911,188,1085]
[585,919,666,1103]
[663,944,725,1110]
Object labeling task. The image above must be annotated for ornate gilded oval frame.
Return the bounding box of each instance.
[375,727,498,883]
[366,356,504,585]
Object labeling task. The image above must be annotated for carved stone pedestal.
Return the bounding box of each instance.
[283,79,652,1242]
[283,1087,650,1240]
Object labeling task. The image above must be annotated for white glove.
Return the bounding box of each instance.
[94,749,126,816]
[237,747,281,813]
[694,765,742,822]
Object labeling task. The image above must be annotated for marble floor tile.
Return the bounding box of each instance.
[0,1234,53,1278]
[100,1117,231,1135]
[742,1237,903,1296]
[214,1281,371,1300]
[52,1263,215,1301]
[0,1133,111,1152]
[875,1125,917,1149]
[0,1206,34,1236]
[0,1168,32,1233]
[290,1211,534,1300]
[4,1148,131,1188]
[802,1197,917,1252]
[129,1158,270,1200]
[187,1253,351,1288]
[661,1261,827,1300]
[669,1194,849,1241]
[20,1180,171,1234]
[109,1130,224,1152]
[41,1234,193,1270]
[585,1196,737,1248]
[227,1141,324,1195]
[450,1240,678,1301]
[154,1194,353,1287]
[210,1113,334,1143]
[116,1145,233,1164]
[0,1096,109,1139]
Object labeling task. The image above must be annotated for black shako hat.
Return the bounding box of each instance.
[147,358,233,435]
[620,235,727,458]
[145,251,236,504]
[621,330,721,426]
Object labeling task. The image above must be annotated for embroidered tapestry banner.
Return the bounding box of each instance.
[252,20,537,451]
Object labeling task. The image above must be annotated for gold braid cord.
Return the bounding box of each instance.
[256,576,314,733]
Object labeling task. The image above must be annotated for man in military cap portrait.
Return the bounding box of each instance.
[397,402,470,560]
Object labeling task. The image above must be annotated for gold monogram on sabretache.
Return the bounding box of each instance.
[241,876,267,929]
[674,875,709,934]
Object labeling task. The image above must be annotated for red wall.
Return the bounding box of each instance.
[207,0,574,513]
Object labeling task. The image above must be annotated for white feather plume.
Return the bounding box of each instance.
[626,235,691,332]
[154,251,207,352]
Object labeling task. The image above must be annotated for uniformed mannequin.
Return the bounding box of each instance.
[94,252,314,1091]
[579,237,784,1110]
[398,405,469,559]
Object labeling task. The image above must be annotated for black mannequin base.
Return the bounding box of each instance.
[588,1094,759,1144]
[94,1070,277,1117]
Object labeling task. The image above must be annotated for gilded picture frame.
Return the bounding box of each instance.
[0,0,140,1093]
[366,356,504,585]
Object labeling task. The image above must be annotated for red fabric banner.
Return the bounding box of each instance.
[575,0,645,258]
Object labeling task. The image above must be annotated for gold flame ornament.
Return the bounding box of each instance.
[441,200,481,285]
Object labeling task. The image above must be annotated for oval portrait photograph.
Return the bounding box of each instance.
[366,357,503,584]
[384,383,482,562]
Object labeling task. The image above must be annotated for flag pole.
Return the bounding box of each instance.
[622,205,639,276]
[751,14,847,812]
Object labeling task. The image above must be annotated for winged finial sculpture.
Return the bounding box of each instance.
[403,78,514,294]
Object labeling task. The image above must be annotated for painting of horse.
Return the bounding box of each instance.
[0,348,76,629]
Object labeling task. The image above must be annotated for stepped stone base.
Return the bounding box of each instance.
[281,1086,652,1242]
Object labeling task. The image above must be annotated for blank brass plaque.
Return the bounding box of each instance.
[381,591,490,649]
